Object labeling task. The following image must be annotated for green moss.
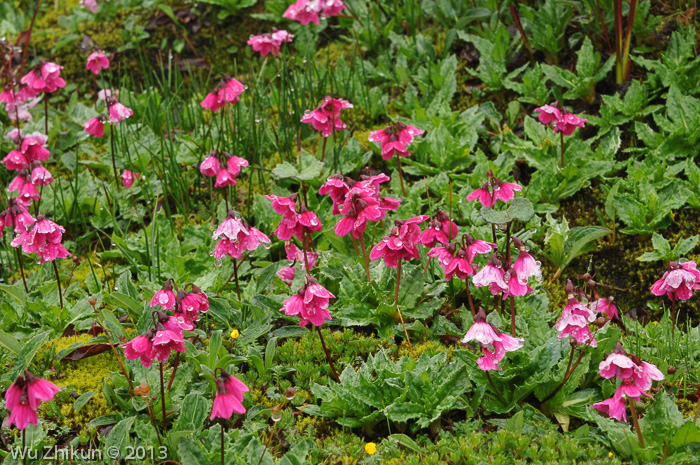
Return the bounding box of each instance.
[41,334,119,430]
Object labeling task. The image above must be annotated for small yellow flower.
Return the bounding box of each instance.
[608,452,613,458]
[230,329,240,339]
[365,442,377,455]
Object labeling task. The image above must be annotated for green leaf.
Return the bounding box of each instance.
[12,330,52,377]
[670,421,700,450]
[178,438,210,465]
[389,434,423,453]
[73,391,96,412]
[104,416,136,456]
[505,410,525,433]
[605,180,621,223]
[0,329,21,354]
[651,233,671,255]
[172,393,210,432]
[209,330,222,368]
[297,152,325,181]
[640,393,685,451]
[480,198,534,224]
[106,292,142,315]
[0,284,26,304]
[674,235,698,257]
[271,161,300,179]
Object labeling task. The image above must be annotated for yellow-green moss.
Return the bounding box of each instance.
[41,334,119,430]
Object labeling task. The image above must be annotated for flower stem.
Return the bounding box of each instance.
[396,157,406,196]
[22,428,26,465]
[233,258,241,301]
[167,352,180,391]
[628,397,645,448]
[52,260,63,309]
[541,346,577,404]
[359,233,370,282]
[91,302,133,394]
[560,131,565,169]
[317,326,340,383]
[510,296,516,337]
[485,371,506,404]
[303,232,311,276]
[671,299,677,340]
[110,125,120,191]
[321,137,327,163]
[44,96,49,135]
[159,362,167,431]
[16,247,29,293]
[464,279,476,317]
[395,259,415,357]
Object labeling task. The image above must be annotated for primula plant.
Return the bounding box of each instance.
[1,1,700,464]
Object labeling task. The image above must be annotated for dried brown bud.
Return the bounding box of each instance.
[133,383,150,397]
[596,317,606,328]
[668,366,677,375]
[271,406,282,422]
[88,297,97,307]
[285,387,295,401]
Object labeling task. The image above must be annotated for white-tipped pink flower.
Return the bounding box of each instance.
[86,51,110,74]
[462,308,523,371]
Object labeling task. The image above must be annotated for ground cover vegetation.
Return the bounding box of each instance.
[1,0,700,463]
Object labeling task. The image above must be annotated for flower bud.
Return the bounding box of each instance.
[285,387,295,400]
[271,406,282,422]
[668,366,677,375]
[596,317,606,328]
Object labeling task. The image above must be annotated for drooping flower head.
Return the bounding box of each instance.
[152,323,186,362]
[121,170,140,189]
[4,370,61,430]
[21,61,66,94]
[212,211,271,263]
[472,255,508,296]
[179,285,210,323]
[368,121,424,160]
[81,0,99,13]
[281,276,335,327]
[150,278,177,310]
[428,243,475,281]
[466,170,522,208]
[86,51,110,75]
[301,96,353,138]
[200,76,245,112]
[650,260,700,301]
[535,102,587,136]
[83,113,108,138]
[591,296,619,321]
[555,280,597,347]
[11,215,71,263]
[265,194,322,242]
[106,96,133,124]
[369,215,429,268]
[210,368,249,420]
[419,209,458,248]
[0,199,36,235]
[511,237,542,283]
[121,330,155,367]
[461,308,523,371]
[247,29,294,57]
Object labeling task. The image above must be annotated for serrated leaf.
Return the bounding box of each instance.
[271,161,300,179]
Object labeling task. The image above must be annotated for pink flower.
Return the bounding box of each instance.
[86,52,110,75]
[150,279,177,309]
[554,113,587,136]
[212,213,270,262]
[285,242,317,270]
[214,169,236,188]
[108,100,133,124]
[277,266,295,286]
[283,0,322,25]
[555,285,597,346]
[511,238,542,283]
[226,156,249,177]
[462,309,523,371]
[152,326,185,362]
[467,170,522,207]
[320,174,351,214]
[301,96,353,138]
[472,257,508,295]
[21,62,66,93]
[534,104,562,125]
[503,270,533,299]
[21,132,50,161]
[200,154,220,177]
[161,313,194,338]
[266,195,321,242]
[651,261,699,301]
[419,209,458,248]
[591,395,627,422]
[81,0,98,13]
[591,297,619,320]
[368,122,424,160]
[281,278,335,327]
[334,187,384,239]
[633,361,664,392]
[2,150,29,171]
[83,114,106,138]
[121,332,155,367]
[180,286,209,322]
[121,170,140,189]
[97,89,117,101]
[247,30,294,57]
[210,370,249,420]
[599,348,636,380]
[11,217,69,260]
[369,216,429,268]
[321,0,346,17]
[30,165,54,185]
[5,370,61,430]
[200,78,245,112]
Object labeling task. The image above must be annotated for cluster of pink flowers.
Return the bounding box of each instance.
[0,199,36,239]
[121,170,140,189]
[429,234,495,281]
[283,0,346,25]
[370,215,428,268]
[3,130,53,207]
[555,280,598,347]
[320,172,400,239]
[0,83,40,122]
[466,169,522,208]
[200,76,245,112]
[211,369,249,420]
[650,260,699,301]
[212,211,270,264]
[11,215,71,264]
[122,279,209,367]
[83,95,133,138]
[535,103,587,136]
[266,194,322,242]
[592,343,664,422]
[461,308,523,371]
[21,61,66,94]
[277,242,318,286]
[200,150,249,189]
[281,276,335,327]
[368,122,424,160]
[301,96,353,138]
[81,0,99,13]
[247,30,294,57]
[4,370,61,429]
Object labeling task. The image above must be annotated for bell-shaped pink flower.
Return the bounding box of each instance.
[180,286,209,322]
[83,114,106,138]
[651,261,699,301]
[5,370,61,430]
[247,29,294,57]
[511,238,542,283]
[472,257,508,295]
[30,165,54,186]
[554,112,587,136]
[632,360,664,392]
[555,283,597,346]
[152,325,185,362]
[534,104,562,125]
[590,297,619,320]
[283,0,322,25]
[369,216,428,268]
[419,209,458,248]
[599,345,636,380]
[86,51,110,75]
[21,62,66,93]
[150,279,177,310]
[210,370,249,420]
[277,266,295,286]
[121,170,140,189]
[301,96,353,138]
[319,173,350,215]
[108,99,133,124]
[200,154,220,177]
[591,395,627,422]
[321,0,346,17]
[368,122,424,160]
[281,278,335,327]
[200,77,245,112]
[81,0,99,13]
[121,332,155,367]
[226,156,249,177]
[462,308,523,371]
